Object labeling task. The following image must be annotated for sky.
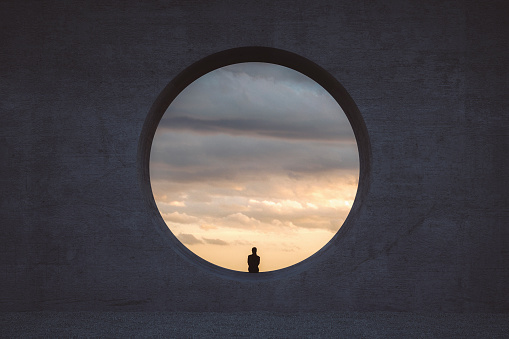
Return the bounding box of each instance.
[150,62,359,272]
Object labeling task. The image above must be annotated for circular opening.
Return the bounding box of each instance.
[151,62,359,272]
[138,47,371,280]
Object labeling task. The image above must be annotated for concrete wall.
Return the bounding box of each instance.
[1,0,507,312]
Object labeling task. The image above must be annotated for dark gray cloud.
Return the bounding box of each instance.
[151,131,358,184]
[158,116,354,142]
[158,62,355,143]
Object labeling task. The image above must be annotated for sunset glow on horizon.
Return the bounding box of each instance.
[150,62,359,272]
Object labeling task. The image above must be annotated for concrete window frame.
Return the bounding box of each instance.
[137,46,371,281]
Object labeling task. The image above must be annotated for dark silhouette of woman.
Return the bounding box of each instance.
[248,247,260,273]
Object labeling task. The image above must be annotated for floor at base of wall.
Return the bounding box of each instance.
[2,311,508,338]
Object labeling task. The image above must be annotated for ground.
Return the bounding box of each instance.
[2,312,509,338]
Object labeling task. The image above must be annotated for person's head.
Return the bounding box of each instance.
[252,247,257,254]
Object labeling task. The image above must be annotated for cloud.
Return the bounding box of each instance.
[168,201,185,207]
[176,233,230,246]
[158,116,355,142]
[203,238,229,246]
[157,62,355,144]
[150,61,358,189]
[150,132,359,185]
[200,224,218,230]
[152,171,358,233]
[162,212,199,224]
[177,233,202,245]
[221,62,317,85]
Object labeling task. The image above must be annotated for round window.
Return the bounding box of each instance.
[149,61,359,272]
[139,47,370,278]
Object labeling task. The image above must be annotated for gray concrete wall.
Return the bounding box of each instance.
[1,0,507,312]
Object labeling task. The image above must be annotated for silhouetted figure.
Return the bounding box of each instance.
[248,247,260,273]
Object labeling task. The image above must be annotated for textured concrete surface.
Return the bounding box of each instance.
[1,0,508,313]
[2,312,509,338]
